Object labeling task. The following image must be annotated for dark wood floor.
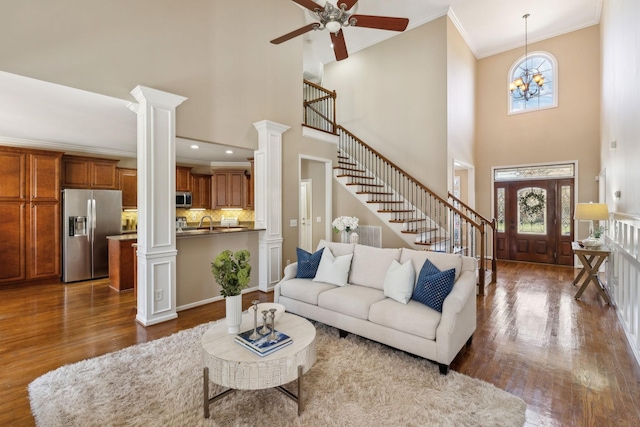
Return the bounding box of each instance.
[1,261,639,426]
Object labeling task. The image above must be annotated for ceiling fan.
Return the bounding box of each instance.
[270,0,409,61]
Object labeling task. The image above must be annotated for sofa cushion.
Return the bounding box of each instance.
[316,239,355,257]
[279,278,337,305]
[318,285,387,320]
[383,260,416,304]
[399,248,463,282]
[369,298,441,340]
[296,247,324,278]
[412,267,456,313]
[348,245,401,290]
[313,248,353,287]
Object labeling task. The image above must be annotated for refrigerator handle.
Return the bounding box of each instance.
[87,199,92,243]
[91,198,96,244]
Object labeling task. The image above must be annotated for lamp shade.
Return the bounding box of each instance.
[574,203,609,220]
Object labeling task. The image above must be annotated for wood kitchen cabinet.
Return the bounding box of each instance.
[118,168,137,209]
[176,166,192,192]
[0,147,61,284]
[62,155,118,189]
[191,174,212,209]
[244,158,254,210]
[213,170,244,209]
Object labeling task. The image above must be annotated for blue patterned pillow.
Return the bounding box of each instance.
[412,261,455,312]
[296,247,325,278]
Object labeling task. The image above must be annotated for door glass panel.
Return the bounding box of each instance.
[561,185,571,236]
[497,188,506,233]
[494,163,574,181]
[517,187,547,234]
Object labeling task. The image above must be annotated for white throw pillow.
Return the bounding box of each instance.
[383,260,416,304]
[313,248,353,287]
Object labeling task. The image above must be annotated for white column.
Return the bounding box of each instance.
[130,86,187,326]
[253,120,290,292]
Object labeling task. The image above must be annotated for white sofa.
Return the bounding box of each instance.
[274,240,477,374]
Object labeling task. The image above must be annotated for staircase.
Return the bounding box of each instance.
[303,80,496,294]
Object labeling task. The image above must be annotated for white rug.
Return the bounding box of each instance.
[29,321,526,426]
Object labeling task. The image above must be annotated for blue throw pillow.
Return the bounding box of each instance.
[296,247,324,278]
[412,260,455,312]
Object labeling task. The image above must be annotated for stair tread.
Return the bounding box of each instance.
[334,166,366,172]
[337,174,375,179]
[356,191,393,195]
[415,236,449,246]
[389,218,426,223]
[366,200,403,203]
[401,227,438,234]
[378,209,414,213]
[349,183,384,188]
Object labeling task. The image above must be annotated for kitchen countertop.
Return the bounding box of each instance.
[106,226,264,241]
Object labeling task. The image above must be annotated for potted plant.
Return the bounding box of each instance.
[211,249,251,333]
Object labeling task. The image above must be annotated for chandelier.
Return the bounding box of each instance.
[313,1,358,33]
[510,14,545,101]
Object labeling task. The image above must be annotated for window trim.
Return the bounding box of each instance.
[507,50,558,115]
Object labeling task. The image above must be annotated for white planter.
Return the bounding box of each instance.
[225,294,243,334]
[349,232,359,244]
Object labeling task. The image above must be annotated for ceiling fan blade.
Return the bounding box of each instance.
[350,15,409,32]
[338,0,359,10]
[330,30,349,61]
[270,23,318,44]
[292,0,322,12]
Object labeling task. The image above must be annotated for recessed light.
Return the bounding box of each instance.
[190,144,199,149]
[225,150,233,154]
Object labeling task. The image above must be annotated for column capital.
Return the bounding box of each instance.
[253,120,290,134]
[131,85,187,108]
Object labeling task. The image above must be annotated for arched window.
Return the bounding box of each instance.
[508,51,557,114]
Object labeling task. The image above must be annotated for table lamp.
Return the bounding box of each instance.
[574,202,609,248]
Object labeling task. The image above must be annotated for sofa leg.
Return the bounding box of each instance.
[338,329,349,338]
[466,335,473,347]
[438,363,450,375]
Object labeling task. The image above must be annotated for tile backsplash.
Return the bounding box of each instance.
[121,209,255,231]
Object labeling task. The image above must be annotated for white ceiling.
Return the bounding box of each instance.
[0,0,601,163]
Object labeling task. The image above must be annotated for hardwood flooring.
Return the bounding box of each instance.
[1,261,639,426]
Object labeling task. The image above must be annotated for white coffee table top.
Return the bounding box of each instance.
[201,312,316,390]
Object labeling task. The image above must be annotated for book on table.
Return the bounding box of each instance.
[235,328,292,356]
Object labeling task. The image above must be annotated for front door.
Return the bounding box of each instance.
[495,178,574,265]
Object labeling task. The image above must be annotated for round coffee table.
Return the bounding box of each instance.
[201,312,316,418]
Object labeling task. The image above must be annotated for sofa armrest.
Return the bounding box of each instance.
[435,270,477,364]
[283,262,298,281]
[441,270,476,314]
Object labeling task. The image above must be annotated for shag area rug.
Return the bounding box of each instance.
[29,321,526,426]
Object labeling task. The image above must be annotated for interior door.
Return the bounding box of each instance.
[299,180,312,252]
[495,179,573,265]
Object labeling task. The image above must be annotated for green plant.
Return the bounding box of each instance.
[211,250,251,297]
[593,226,606,239]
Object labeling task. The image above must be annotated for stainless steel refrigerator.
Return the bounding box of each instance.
[62,189,122,283]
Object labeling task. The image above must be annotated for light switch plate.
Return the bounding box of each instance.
[290,219,297,227]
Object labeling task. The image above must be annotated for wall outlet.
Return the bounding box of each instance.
[290,219,297,227]
[286,259,291,265]
[317,217,322,222]
[155,290,162,301]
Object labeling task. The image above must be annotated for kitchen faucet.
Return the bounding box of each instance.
[198,215,214,231]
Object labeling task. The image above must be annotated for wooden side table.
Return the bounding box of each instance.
[572,242,611,304]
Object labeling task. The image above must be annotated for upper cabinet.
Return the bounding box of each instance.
[62,155,118,189]
[244,158,254,210]
[118,168,137,209]
[176,166,192,192]
[213,170,244,209]
[191,174,212,209]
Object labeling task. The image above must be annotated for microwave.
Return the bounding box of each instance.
[176,191,192,208]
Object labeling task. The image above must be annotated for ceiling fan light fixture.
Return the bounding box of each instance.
[325,20,342,33]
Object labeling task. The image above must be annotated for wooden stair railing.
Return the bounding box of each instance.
[337,125,490,294]
[303,80,337,134]
[448,192,497,285]
[301,79,497,293]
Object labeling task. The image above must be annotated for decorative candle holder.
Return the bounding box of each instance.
[268,308,277,340]
[259,310,270,334]
[249,300,261,340]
